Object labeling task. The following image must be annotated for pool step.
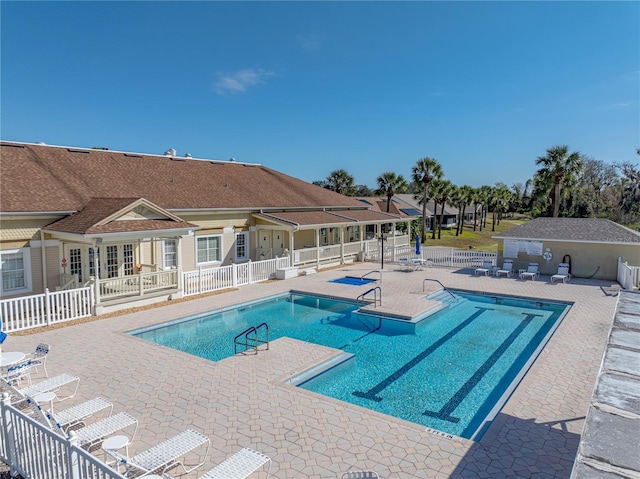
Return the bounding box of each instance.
[426,289,462,309]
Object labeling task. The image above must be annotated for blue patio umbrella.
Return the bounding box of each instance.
[415,234,421,256]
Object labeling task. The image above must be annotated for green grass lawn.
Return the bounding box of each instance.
[418,218,527,251]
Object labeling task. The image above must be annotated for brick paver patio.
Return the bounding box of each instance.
[3,264,620,478]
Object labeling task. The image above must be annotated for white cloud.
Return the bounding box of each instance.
[298,34,321,52]
[213,69,276,95]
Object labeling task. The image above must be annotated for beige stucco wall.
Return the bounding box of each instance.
[498,240,640,280]
[294,230,316,249]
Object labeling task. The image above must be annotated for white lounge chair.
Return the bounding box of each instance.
[551,263,571,283]
[108,429,210,478]
[341,471,379,479]
[4,373,79,404]
[475,260,494,276]
[72,411,138,449]
[495,259,514,277]
[200,447,272,479]
[519,262,539,281]
[51,396,113,431]
[27,396,137,450]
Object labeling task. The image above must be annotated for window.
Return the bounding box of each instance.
[163,240,177,269]
[106,245,118,278]
[123,244,134,275]
[1,248,32,294]
[196,235,222,265]
[235,232,249,262]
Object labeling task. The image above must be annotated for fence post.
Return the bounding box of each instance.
[2,393,17,477]
[248,260,253,284]
[450,248,454,268]
[68,430,81,479]
[45,288,52,326]
[89,286,95,317]
[232,263,238,288]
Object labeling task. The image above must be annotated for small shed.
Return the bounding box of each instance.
[492,218,640,280]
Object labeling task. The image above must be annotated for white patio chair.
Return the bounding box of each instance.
[475,260,493,276]
[107,429,210,478]
[397,257,411,271]
[519,262,539,281]
[1,359,34,385]
[495,259,514,277]
[199,447,272,479]
[28,342,50,378]
[551,263,572,283]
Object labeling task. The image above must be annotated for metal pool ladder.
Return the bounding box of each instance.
[234,322,269,355]
[357,286,382,307]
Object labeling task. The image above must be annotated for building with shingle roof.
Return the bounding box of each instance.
[493,217,640,280]
[0,141,411,311]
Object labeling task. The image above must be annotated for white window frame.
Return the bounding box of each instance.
[196,235,223,266]
[235,232,249,262]
[162,239,178,270]
[0,248,32,295]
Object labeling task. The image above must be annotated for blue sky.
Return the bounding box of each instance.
[2,1,638,190]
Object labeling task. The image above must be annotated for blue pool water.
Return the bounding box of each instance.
[329,276,377,286]
[131,291,570,439]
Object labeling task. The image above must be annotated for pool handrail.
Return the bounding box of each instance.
[234,322,269,354]
[357,286,382,307]
[360,270,382,283]
[422,279,456,300]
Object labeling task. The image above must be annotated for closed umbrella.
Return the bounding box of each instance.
[415,234,421,256]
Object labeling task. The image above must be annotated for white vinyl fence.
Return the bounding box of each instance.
[617,257,640,291]
[0,287,93,333]
[366,245,497,268]
[0,393,125,479]
[183,257,290,296]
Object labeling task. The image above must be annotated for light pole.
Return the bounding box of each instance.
[378,234,387,269]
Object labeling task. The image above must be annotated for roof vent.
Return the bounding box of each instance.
[164,148,177,156]
[185,152,192,158]
[229,157,236,162]
[36,141,46,145]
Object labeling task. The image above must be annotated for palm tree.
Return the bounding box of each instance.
[535,145,583,217]
[435,180,453,239]
[375,172,408,213]
[325,169,356,196]
[455,185,474,236]
[412,157,443,243]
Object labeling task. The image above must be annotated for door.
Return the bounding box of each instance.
[258,230,272,259]
[272,230,285,257]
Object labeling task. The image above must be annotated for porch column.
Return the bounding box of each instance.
[288,231,295,267]
[340,228,345,263]
[316,229,321,269]
[175,236,184,299]
[93,241,102,314]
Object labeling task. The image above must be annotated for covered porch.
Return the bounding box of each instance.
[253,209,411,269]
[42,197,199,313]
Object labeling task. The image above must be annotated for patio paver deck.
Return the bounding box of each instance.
[2,263,622,478]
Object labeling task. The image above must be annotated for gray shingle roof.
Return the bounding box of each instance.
[493,218,640,244]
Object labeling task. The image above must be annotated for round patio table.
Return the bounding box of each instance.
[0,351,26,367]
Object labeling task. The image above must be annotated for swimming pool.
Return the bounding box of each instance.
[131,290,570,440]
